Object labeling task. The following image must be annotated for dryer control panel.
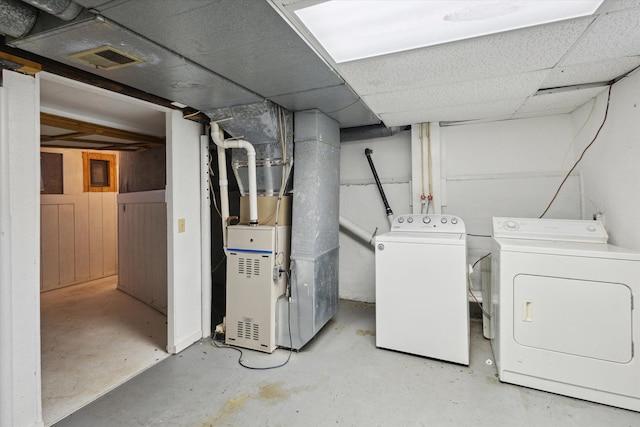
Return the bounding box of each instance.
[493,217,608,243]
[391,214,465,234]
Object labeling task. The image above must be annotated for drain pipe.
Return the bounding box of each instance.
[339,215,377,247]
[364,148,393,227]
[210,121,258,227]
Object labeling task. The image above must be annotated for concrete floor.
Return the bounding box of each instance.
[53,300,640,426]
[41,276,169,426]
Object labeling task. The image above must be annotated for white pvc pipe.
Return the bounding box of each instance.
[339,215,376,247]
[0,87,14,427]
[216,145,229,246]
[387,213,394,228]
[210,122,258,226]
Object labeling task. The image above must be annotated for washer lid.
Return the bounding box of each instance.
[493,217,607,243]
[494,238,640,261]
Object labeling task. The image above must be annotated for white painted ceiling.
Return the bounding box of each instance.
[9,0,640,129]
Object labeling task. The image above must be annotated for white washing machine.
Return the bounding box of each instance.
[375,214,469,365]
[491,217,640,411]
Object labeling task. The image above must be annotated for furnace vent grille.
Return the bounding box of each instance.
[237,320,260,341]
[238,257,261,278]
[70,46,143,70]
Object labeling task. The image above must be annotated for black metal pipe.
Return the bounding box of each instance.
[364,148,393,217]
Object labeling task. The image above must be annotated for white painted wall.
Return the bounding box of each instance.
[340,114,587,302]
[0,71,43,427]
[575,68,640,250]
[441,114,583,290]
[339,132,412,302]
[166,111,204,353]
[40,148,118,291]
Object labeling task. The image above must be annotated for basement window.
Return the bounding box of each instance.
[83,152,117,192]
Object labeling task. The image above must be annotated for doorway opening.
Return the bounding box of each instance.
[38,73,169,426]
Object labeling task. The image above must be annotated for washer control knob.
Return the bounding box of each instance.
[451,218,458,224]
[504,220,519,230]
[587,225,596,232]
[441,217,448,224]
[377,244,385,251]
[422,216,431,224]
[398,217,404,224]
[407,217,414,223]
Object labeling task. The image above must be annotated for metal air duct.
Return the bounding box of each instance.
[21,0,82,21]
[0,0,38,38]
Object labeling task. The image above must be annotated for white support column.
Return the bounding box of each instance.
[0,70,44,427]
[200,135,212,339]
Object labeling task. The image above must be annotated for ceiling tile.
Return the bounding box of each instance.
[542,56,640,87]
[191,36,342,97]
[362,71,548,114]
[336,17,593,96]
[511,107,576,120]
[327,100,381,128]
[560,7,640,65]
[596,0,640,14]
[100,0,343,97]
[379,98,526,127]
[516,87,607,114]
[270,85,357,112]
[10,17,263,112]
[98,0,286,52]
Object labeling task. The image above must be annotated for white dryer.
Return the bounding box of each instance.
[375,214,469,365]
[491,217,640,411]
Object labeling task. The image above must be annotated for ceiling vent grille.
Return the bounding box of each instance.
[70,46,143,70]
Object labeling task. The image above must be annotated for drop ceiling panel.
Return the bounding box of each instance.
[542,56,640,88]
[97,0,343,97]
[363,71,548,114]
[516,87,607,114]
[597,0,640,13]
[380,98,526,127]
[511,107,576,120]
[96,0,286,53]
[191,36,342,97]
[10,17,262,112]
[336,18,593,96]
[325,99,381,128]
[560,7,640,65]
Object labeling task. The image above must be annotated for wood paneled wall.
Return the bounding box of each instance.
[117,190,167,314]
[40,148,118,292]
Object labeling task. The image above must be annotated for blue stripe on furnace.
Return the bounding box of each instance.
[227,247,273,254]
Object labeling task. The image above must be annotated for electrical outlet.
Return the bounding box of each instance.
[178,218,186,233]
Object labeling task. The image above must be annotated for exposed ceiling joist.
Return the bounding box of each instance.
[40,112,165,150]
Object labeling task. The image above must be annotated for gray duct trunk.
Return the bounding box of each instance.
[0,0,38,38]
[276,110,340,350]
[22,0,82,21]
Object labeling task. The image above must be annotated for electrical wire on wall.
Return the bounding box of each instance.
[539,85,612,218]
[418,123,434,214]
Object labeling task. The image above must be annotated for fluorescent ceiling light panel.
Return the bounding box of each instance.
[294,0,603,63]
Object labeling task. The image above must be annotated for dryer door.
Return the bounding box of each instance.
[513,274,632,363]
